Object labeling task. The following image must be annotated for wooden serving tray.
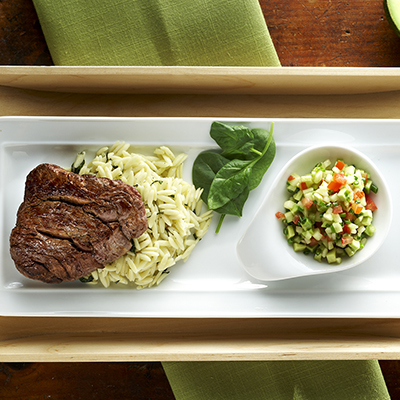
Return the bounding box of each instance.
[1,66,400,95]
[1,84,400,361]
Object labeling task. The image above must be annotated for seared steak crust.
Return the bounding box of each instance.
[10,163,148,283]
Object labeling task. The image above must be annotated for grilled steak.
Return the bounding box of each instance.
[9,163,148,283]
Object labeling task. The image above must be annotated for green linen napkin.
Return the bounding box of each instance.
[32,0,281,67]
[162,360,390,400]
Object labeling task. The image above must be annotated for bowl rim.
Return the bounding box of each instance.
[236,143,393,281]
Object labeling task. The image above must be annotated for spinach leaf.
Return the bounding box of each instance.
[207,158,252,212]
[192,121,276,233]
[248,129,276,191]
[192,151,230,203]
[210,122,266,161]
[213,184,250,217]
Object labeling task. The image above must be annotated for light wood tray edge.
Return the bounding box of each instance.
[1,66,400,95]
[1,317,400,362]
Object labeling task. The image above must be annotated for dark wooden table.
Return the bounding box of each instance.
[1,0,400,67]
[1,0,400,399]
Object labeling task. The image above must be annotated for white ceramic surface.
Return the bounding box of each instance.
[237,145,392,281]
[0,117,399,317]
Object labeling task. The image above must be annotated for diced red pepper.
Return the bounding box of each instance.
[335,160,345,170]
[365,194,378,212]
[345,212,355,221]
[351,203,363,215]
[341,236,353,245]
[309,237,319,246]
[332,205,344,214]
[343,224,352,234]
[287,175,295,181]
[327,180,342,192]
[327,174,347,192]
[292,215,300,225]
[301,197,314,209]
[275,211,285,219]
[300,182,308,191]
[353,190,365,201]
[334,173,347,185]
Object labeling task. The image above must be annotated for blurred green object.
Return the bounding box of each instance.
[384,0,400,38]
[32,0,281,66]
[162,360,390,400]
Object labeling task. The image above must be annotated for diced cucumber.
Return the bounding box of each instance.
[345,247,356,257]
[301,218,313,230]
[301,174,313,185]
[312,228,323,241]
[349,239,361,252]
[285,225,295,239]
[301,230,313,242]
[278,157,378,265]
[314,252,322,262]
[284,200,296,210]
[364,180,372,194]
[284,225,296,239]
[293,190,303,201]
[362,210,373,218]
[322,159,331,168]
[284,211,293,223]
[365,224,376,237]
[332,222,343,233]
[326,249,337,264]
[293,243,306,252]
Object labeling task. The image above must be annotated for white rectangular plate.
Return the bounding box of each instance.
[0,116,399,317]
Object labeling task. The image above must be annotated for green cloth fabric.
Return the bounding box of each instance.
[32,0,281,67]
[162,360,390,400]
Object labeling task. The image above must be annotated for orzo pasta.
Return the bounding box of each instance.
[76,141,212,289]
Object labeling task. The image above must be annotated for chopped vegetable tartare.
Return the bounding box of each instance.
[275,159,378,264]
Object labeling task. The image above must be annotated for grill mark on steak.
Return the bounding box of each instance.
[9,163,148,284]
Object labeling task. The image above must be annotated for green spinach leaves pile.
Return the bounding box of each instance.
[192,121,276,233]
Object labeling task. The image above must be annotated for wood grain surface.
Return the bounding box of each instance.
[0,0,400,67]
[1,0,400,399]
